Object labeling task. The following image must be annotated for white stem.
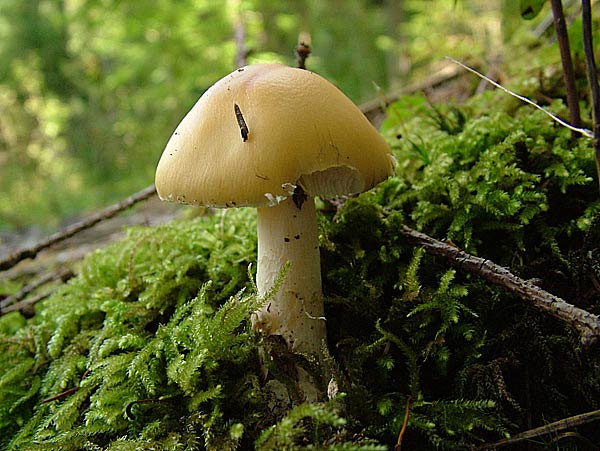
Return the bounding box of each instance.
[253,196,326,356]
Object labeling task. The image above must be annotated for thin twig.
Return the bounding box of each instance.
[40,370,90,404]
[533,0,577,37]
[581,0,600,190]
[0,184,157,272]
[400,225,600,345]
[359,63,462,126]
[395,395,412,451]
[1,267,73,311]
[234,10,250,68]
[446,56,594,139]
[479,408,600,449]
[550,0,582,135]
[41,386,80,404]
[295,41,311,69]
[3,289,55,316]
[41,369,89,404]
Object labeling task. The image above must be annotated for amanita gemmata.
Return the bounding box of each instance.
[155,63,393,363]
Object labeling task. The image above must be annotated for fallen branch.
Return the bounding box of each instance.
[479,409,600,449]
[400,225,600,346]
[1,267,73,313]
[0,184,157,272]
[2,289,55,317]
[359,63,463,123]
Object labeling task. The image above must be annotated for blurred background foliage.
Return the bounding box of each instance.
[0,0,589,231]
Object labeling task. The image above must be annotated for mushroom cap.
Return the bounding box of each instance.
[155,63,394,207]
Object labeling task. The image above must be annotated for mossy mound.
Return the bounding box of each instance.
[2,88,600,450]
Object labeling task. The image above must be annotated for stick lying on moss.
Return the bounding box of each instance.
[400,225,600,346]
[479,408,600,450]
[0,185,157,272]
[1,267,73,315]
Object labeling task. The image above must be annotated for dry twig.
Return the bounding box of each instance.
[3,290,55,317]
[400,225,600,345]
[40,386,80,404]
[550,0,582,134]
[358,63,463,126]
[1,267,73,313]
[295,41,311,69]
[234,9,250,68]
[479,408,600,449]
[394,395,412,451]
[41,369,89,404]
[0,185,157,272]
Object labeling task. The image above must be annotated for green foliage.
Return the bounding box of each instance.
[320,90,600,448]
[1,210,264,450]
[382,92,600,261]
[0,0,403,229]
[4,36,600,449]
[255,400,386,451]
[409,398,506,450]
[323,213,507,449]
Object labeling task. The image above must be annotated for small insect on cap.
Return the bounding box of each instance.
[155,63,394,208]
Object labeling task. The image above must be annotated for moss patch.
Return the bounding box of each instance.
[2,89,600,450]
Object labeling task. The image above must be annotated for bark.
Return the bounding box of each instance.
[479,409,600,449]
[0,185,156,272]
[400,225,600,346]
[1,267,73,313]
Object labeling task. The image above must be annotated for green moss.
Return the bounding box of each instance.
[2,86,600,449]
[2,212,263,450]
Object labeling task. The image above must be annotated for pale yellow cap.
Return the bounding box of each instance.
[155,63,394,207]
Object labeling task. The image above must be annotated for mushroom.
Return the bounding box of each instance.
[155,63,393,358]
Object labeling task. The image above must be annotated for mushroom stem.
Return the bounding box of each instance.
[253,195,326,356]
